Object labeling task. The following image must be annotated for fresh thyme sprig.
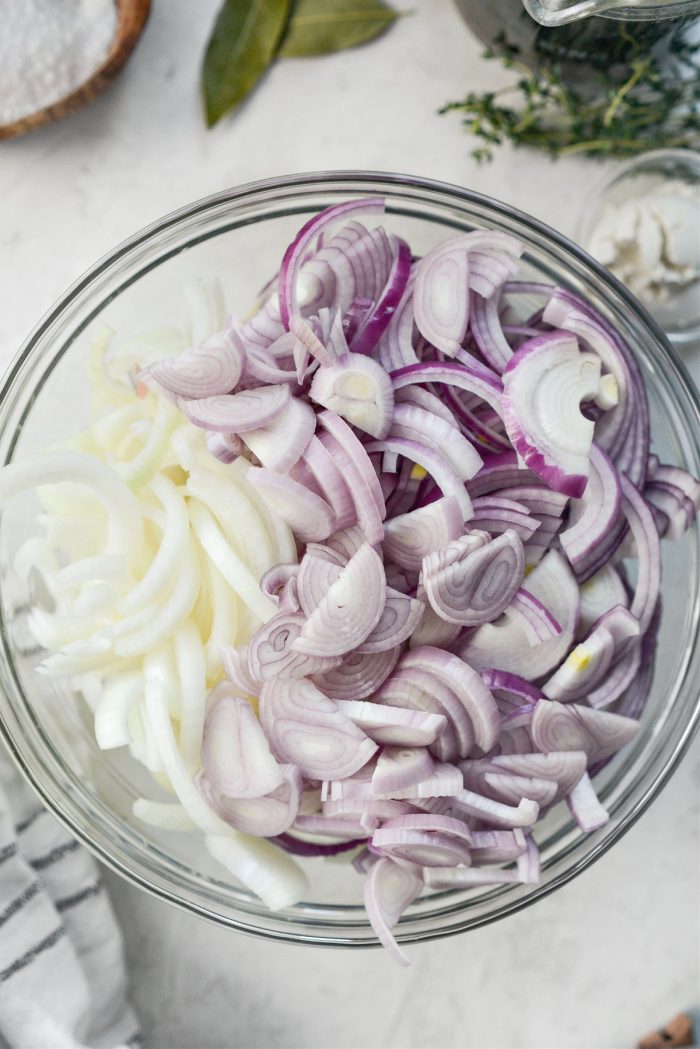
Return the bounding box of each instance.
[442,23,700,162]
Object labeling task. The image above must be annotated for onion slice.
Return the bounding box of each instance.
[422,528,524,626]
[363,857,422,966]
[202,690,283,800]
[259,678,377,781]
[292,543,386,658]
[502,331,604,498]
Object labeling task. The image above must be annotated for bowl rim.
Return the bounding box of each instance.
[1,168,700,948]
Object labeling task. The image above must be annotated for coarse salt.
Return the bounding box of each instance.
[0,0,117,126]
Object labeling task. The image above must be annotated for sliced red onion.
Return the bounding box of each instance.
[391,361,504,425]
[390,403,483,483]
[413,242,470,357]
[180,384,291,433]
[559,444,621,574]
[383,496,465,572]
[371,746,436,795]
[292,543,386,658]
[422,528,524,626]
[335,701,447,747]
[481,771,557,807]
[376,670,463,762]
[363,857,422,966]
[296,554,342,617]
[380,812,475,846]
[499,484,569,518]
[310,353,395,440]
[289,315,337,370]
[587,643,642,709]
[509,589,562,644]
[372,827,472,868]
[278,576,301,613]
[349,236,412,356]
[247,467,336,542]
[356,587,424,653]
[566,772,609,832]
[400,647,500,753]
[469,829,527,862]
[516,834,541,883]
[198,764,301,837]
[480,669,543,716]
[470,290,513,373]
[620,474,661,635]
[318,410,386,543]
[259,678,377,780]
[446,790,539,829]
[458,551,578,679]
[466,451,540,498]
[292,814,371,839]
[273,833,365,858]
[413,231,522,356]
[485,751,587,800]
[313,647,400,702]
[221,645,261,696]
[395,385,459,427]
[531,699,639,763]
[140,329,244,398]
[365,436,472,520]
[408,597,462,650]
[260,562,299,602]
[323,523,373,562]
[469,497,539,542]
[343,297,373,344]
[502,331,605,498]
[202,692,283,799]
[377,762,464,800]
[422,867,520,888]
[205,430,244,463]
[543,288,648,487]
[577,564,628,638]
[298,436,355,531]
[542,605,639,701]
[243,397,316,474]
[243,343,298,386]
[324,799,413,821]
[248,612,341,681]
[377,268,420,371]
[279,198,385,328]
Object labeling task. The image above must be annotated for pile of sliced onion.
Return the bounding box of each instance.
[3,201,698,965]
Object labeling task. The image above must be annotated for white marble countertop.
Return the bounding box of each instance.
[0,2,698,1047]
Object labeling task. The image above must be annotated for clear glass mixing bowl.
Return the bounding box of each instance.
[0,171,699,949]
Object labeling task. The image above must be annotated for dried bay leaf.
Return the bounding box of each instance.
[278,0,400,58]
[203,0,293,126]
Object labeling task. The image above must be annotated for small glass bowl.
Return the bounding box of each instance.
[1,171,700,950]
[578,149,700,349]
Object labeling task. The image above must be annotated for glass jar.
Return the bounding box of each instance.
[454,0,700,84]
[0,171,699,949]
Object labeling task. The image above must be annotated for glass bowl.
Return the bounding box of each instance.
[1,171,699,950]
[577,149,700,349]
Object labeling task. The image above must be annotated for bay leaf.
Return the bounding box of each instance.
[203,0,293,127]
[278,0,400,58]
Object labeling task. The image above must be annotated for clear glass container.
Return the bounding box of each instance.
[523,0,700,27]
[578,149,700,348]
[0,171,699,950]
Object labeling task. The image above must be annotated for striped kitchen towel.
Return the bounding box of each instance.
[0,752,141,1049]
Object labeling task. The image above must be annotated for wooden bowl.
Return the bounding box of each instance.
[0,0,151,141]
